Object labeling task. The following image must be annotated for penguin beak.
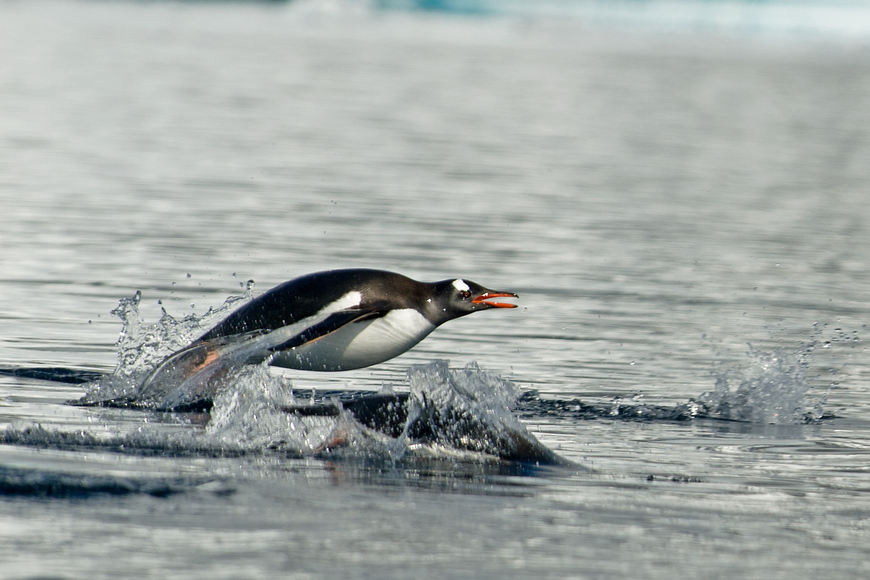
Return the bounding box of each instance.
[472,291,518,309]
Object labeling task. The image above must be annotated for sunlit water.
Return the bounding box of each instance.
[1,1,870,578]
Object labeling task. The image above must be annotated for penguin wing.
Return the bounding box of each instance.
[268,308,385,352]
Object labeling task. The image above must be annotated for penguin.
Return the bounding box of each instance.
[60,271,569,465]
[138,269,517,406]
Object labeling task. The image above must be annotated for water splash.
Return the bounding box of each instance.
[204,363,322,456]
[695,347,818,424]
[691,324,856,424]
[402,361,558,462]
[78,285,255,406]
[517,331,843,426]
[201,360,564,464]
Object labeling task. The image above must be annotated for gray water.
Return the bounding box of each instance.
[2,1,870,578]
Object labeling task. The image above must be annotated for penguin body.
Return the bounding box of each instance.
[192,268,517,372]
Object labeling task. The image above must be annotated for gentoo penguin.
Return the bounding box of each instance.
[198,268,517,371]
[139,269,517,404]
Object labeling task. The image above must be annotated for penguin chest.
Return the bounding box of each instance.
[270,308,436,371]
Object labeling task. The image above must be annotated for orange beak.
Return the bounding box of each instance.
[472,291,518,309]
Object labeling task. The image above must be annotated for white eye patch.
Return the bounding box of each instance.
[452,279,470,292]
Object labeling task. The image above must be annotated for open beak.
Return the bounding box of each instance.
[472,291,519,309]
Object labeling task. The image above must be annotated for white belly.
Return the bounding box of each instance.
[269,308,436,371]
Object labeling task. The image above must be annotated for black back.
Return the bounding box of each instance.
[196,269,427,342]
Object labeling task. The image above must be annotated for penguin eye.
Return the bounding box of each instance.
[458,289,472,300]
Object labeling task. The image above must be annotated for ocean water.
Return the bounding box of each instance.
[1,0,870,578]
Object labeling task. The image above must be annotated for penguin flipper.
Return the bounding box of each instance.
[137,331,268,410]
[268,309,385,352]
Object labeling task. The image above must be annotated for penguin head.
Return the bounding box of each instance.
[428,278,518,325]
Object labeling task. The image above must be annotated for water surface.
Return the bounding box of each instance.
[1,1,870,578]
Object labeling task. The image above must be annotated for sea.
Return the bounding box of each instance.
[1,0,870,578]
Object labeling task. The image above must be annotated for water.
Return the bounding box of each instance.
[2,0,870,577]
